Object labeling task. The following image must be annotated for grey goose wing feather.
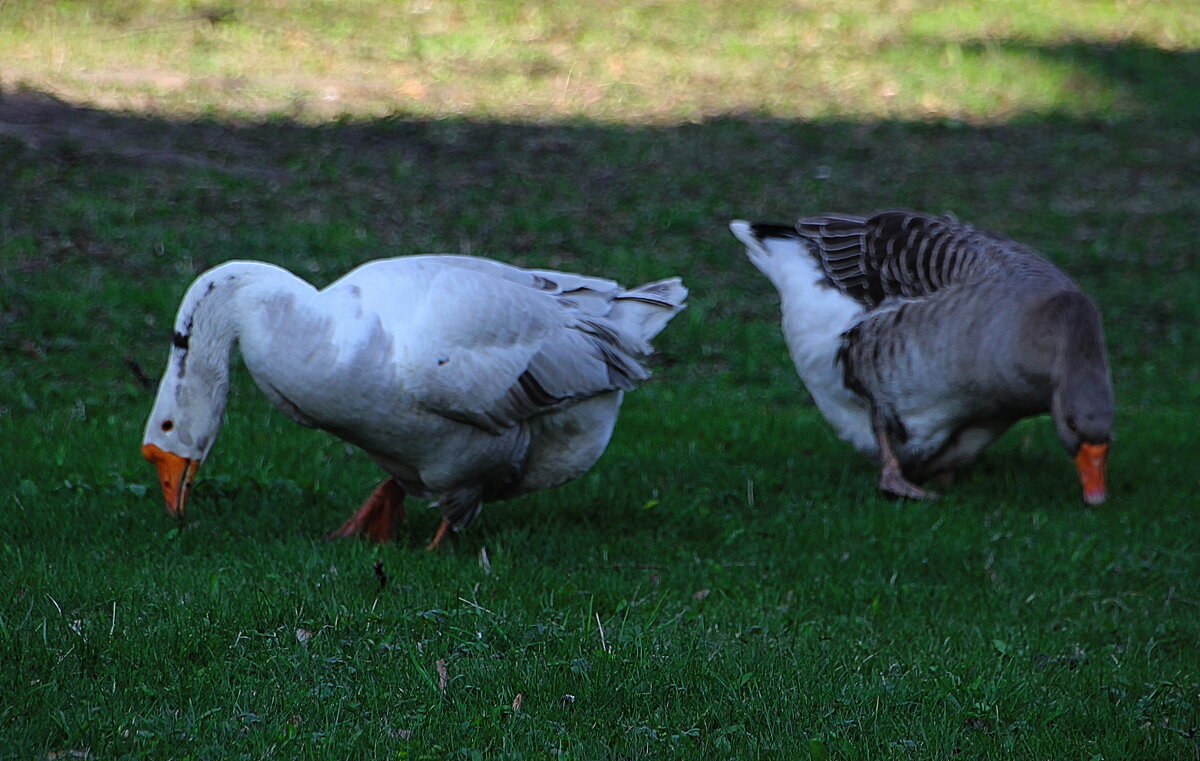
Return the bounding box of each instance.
[796,211,1061,308]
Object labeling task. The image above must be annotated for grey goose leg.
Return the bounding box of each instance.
[873,412,939,500]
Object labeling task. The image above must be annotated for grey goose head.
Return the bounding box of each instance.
[1030,290,1114,505]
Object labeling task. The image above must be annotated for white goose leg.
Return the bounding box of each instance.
[327,479,407,542]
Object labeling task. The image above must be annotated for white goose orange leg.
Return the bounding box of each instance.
[327,479,407,543]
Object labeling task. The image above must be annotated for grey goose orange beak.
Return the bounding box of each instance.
[141,443,199,519]
[1074,442,1109,506]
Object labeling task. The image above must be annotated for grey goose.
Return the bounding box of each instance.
[730,211,1113,504]
[142,255,687,548]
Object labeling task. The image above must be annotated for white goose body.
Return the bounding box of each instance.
[142,255,687,540]
[731,212,1113,502]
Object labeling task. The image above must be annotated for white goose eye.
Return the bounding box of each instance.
[161,419,175,433]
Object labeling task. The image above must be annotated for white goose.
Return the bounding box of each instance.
[730,211,1113,504]
[141,255,687,548]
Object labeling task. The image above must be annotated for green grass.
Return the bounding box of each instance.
[2,0,1200,758]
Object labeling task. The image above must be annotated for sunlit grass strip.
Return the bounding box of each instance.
[1,0,1195,122]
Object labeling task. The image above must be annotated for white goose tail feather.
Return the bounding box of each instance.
[609,278,688,350]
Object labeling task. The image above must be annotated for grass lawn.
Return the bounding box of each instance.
[2,1,1199,758]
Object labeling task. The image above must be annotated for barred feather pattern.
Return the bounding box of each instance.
[796,211,1034,307]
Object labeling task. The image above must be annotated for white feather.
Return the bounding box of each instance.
[729,221,876,456]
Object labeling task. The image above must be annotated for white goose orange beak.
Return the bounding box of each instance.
[1074,442,1109,506]
[141,443,199,519]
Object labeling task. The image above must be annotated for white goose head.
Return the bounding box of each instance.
[141,262,267,518]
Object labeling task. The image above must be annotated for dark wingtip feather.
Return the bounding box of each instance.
[747,222,801,240]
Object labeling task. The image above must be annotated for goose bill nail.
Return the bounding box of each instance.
[141,444,198,518]
[1074,442,1108,505]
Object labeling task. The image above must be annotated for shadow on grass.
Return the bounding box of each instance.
[1,37,1195,248]
[0,37,1197,505]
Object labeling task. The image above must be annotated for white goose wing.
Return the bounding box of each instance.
[337,256,651,435]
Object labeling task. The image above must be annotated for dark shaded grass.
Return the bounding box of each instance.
[2,37,1200,760]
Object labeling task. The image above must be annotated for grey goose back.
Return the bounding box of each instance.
[730,211,1113,504]
[141,254,687,549]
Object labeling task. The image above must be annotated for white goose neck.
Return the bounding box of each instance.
[175,261,296,354]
